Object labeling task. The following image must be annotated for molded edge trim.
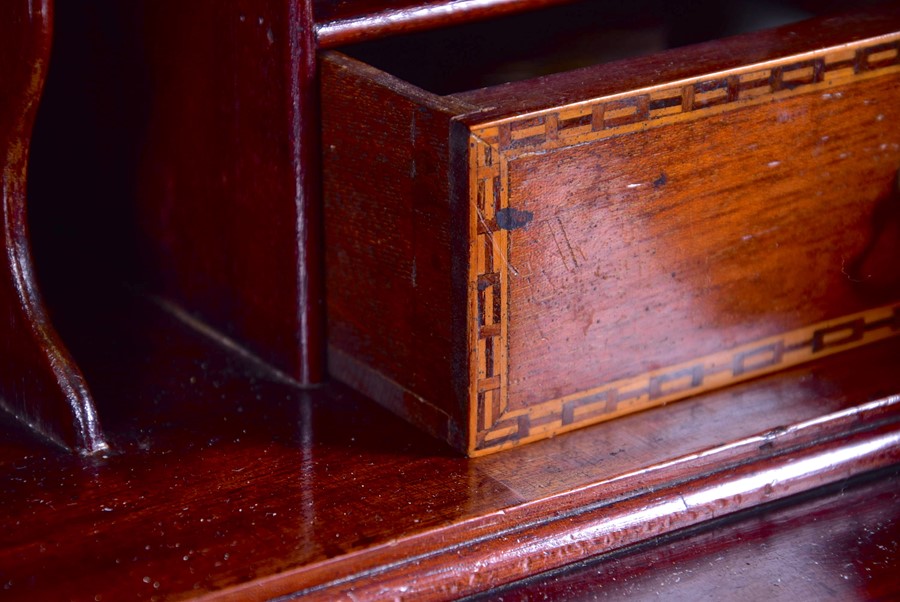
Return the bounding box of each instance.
[196,396,900,601]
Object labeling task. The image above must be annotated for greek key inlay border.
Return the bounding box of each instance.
[467,35,900,455]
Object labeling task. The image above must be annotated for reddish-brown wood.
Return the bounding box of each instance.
[451,4,900,115]
[129,0,324,384]
[0,0,105,453]
[322,55,475,448]
[314,0,582,47]
[501,76,900,410]
[5,2,899,599]
[0,294,898,600]
[314,0,890,49]
[323,5,900,455]
[477,468,900,601]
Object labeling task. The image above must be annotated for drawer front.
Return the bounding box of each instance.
[469,37,900,453]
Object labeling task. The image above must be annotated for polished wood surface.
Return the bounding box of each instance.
[323,5,900,454]
[130,0,324,385]
[475,468,900,601]
[314,0,892,49]
[0,293,898,600]
[0,0,105,453]
[3,1,899,599]
[314,0,581,47]
[452,4,900,115]
[499,75,900,406]
[322,53,474,449]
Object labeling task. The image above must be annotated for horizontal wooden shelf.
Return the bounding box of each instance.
[4,3,897,599]
[1,293,898,599]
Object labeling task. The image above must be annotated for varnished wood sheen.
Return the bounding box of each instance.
[322,54,475,448]
[0,295,898,600]
[323,4,900,454]
[475,469,900,601]
[129,0,324,384]
[450,4,900,115]
[315,0,581,47]
[315,0,896,50]
[0,0,105,453]
[4,1,900,599]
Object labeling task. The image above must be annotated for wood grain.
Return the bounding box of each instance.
[452,4,900,118]
[6,2,899,600]
[315,0,582,47]
[128,0,325,384]
[322,6,900,454]
[468,58,900,452]
[0,0,106,453]
[0,293,898,600]
[475,468,900,601]
[314,0,882,49]
[322,53,474,448]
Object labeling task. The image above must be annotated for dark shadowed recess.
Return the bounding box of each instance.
[340,0,892,95]
[27,0,148,322]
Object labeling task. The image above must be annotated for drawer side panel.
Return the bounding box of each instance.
[322,53,468,448]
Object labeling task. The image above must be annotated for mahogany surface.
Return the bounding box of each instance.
[3,1,900,599]
[92,0,324,383]
[451,4,900,113]
[1,293,898,600]
[0,0,105,453]
[313,0,887,48]
[323,5,900,455]
[501,75,900,410]
[314,0,581,47]
[475,468,900,601]
[322,54,474,449]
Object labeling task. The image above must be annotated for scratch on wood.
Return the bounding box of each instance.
[540,268,560,294]
[841,254,868,283]
[474,204,520,276]
[550,216,581,271]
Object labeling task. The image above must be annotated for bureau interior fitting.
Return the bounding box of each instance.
[321,2,900,456]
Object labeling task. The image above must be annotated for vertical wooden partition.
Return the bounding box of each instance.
[0,0,326,453]
[0,0,106,453]
[131,0,324,385]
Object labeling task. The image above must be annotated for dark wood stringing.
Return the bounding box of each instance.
[3,2,899,598]
[322,4,900,455]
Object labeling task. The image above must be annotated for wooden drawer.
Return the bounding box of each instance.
[322,4,900,456]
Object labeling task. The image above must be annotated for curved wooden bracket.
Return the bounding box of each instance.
[1,0,106,453]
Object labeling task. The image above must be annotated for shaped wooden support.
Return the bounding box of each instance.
[0,0,106,453]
